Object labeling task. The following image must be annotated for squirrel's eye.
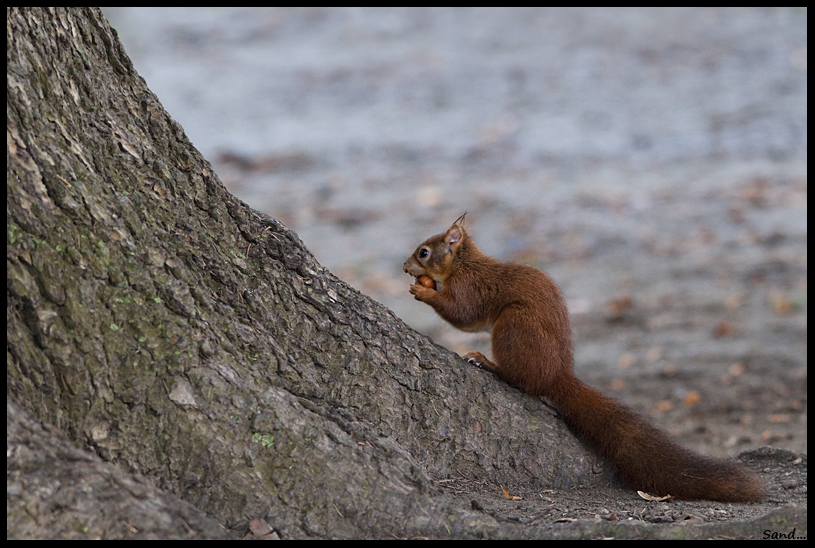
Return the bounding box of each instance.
[419,248,429,259]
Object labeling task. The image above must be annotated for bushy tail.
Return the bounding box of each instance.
[549,375,764,502]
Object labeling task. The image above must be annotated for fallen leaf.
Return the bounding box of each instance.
[637,490,673,502]
[500,486,522,501]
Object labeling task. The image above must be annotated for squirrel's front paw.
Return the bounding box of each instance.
[409,284,436,301]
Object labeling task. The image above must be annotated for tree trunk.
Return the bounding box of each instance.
[7,7,604,539]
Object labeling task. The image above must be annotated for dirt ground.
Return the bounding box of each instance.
[107,7,806,536]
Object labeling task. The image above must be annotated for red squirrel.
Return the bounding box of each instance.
[404,214,764,502]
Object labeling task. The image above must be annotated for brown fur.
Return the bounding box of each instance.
[404,215,764,502]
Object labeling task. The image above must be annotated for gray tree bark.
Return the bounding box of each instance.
[7,7,604,539]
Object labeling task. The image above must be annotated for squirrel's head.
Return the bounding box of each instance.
[403,214,468,290]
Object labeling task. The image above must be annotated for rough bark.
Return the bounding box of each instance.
[7,7,605,539]
[7,401,232,539]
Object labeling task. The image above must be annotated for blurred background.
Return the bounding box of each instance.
[105,8,806,390]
